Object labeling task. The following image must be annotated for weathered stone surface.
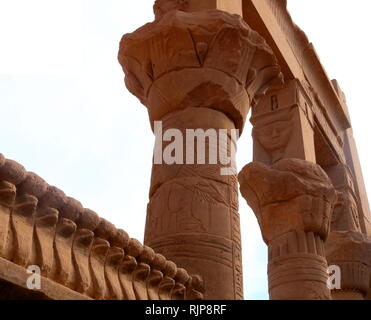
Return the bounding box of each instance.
[0,160,27,186]
[326,231,371,299]
[239,158,336,243]
[77,209,100,231]
[38,186,66,209]
[17,172,48,198]
[119,9,283,132]
[34,207,59,277]
[119,4,282,300]
[0,181,15,259]
[0,154,203,300]
[0,154,5,167]
[239,158,337,300]
[54,218,77,286]
[251,80,316,165]
[10,194,38,266]
[59,197,84,222]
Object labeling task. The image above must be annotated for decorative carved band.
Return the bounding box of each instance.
[0,154,203,300]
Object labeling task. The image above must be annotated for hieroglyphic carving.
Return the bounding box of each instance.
[239,158,337,299]
[231,210,243,300]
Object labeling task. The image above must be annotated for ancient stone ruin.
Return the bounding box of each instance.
[1,0,370,300]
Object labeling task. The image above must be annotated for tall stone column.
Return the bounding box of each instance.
[239,158,337,299]
[118,4,282,299]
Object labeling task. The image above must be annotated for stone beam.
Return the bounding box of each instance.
[242,0,350,135]
[242,0,304,81]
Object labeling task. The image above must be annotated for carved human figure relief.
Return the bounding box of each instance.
[252,110,293,164]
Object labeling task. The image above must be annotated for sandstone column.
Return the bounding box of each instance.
[239,158,337,299]
[118,3,282,299]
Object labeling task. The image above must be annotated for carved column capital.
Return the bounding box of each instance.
[119,9,283,132]
[239,158,337,300]
[326,231,371,299]
[238,158,336,243]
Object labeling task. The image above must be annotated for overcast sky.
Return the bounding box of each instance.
[0,0,370,300]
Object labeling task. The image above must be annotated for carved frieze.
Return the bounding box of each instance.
[0,154,203,300]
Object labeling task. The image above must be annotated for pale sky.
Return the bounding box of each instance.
[0,0,370,300]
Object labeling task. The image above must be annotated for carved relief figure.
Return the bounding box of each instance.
[252,111,293,164]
